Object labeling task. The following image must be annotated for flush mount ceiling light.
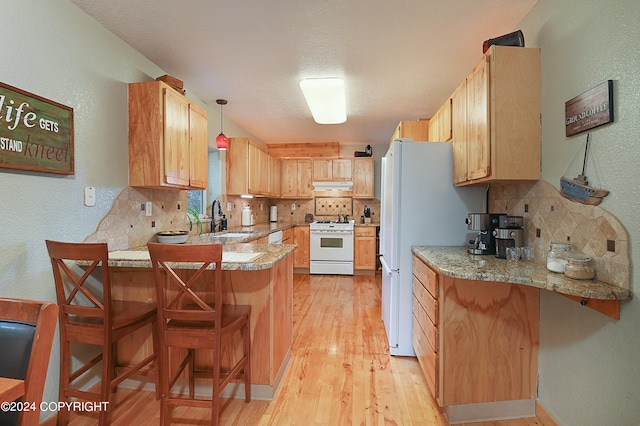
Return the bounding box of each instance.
[215,99,228,150]
[299,77,347,124]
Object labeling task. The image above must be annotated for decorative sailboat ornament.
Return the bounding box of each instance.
[560,133,609,205]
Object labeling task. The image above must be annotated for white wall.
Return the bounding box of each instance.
[519,1,640,424]
[0,1,250,418]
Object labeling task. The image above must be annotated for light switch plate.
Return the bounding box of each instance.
[84,187,96,207]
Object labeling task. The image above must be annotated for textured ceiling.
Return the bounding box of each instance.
[71,0,537,146]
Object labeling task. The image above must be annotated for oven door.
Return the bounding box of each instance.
[310,230,354,262]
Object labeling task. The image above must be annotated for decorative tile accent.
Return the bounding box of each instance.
[489,180,629,289]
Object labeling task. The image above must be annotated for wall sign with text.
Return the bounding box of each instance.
[565,80,614,137]
[0,82,74,175]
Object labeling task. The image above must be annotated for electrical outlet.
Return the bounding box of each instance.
[227,202,232,212]
[291,203,296,211]
[145,201,152,216]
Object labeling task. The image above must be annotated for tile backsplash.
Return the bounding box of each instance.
[85,187,381,250]
[490,180,629,289]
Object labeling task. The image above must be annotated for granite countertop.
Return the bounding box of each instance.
[412,246,631,301]
[106,242,296,271]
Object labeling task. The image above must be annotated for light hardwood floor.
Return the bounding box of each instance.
[63,273,551,425]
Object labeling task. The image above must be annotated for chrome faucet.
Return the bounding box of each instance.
[211,199,226,233]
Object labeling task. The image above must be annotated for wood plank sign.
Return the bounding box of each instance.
[0,82,74,174]
[565,80,613,137]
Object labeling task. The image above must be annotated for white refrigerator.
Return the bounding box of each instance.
[379,139,485,356]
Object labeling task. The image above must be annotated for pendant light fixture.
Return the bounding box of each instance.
[216,99,228,150]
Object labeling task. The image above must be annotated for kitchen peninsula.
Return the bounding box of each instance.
[104,238,296,400]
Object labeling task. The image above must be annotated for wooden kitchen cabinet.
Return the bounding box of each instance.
[390,119,430,144]
[451,46,541,186]
[312,158,352,181]
[128,81,208,189]
[268,155,281,198]
[352,158,374,198]
[282,228,293,244]
[428,98,452,142]
[281,159,313,198]
[226,138,272,196]
[354,226,376,272]
[293,225,310,269]
[451,80,468,184]
[412,254,539,421]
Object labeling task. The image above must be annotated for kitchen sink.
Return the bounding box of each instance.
[216,232,253,238]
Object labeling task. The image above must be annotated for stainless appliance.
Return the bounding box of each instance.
[493,216,524,258]
[380,139,485,356]
[465,213,502,255]
[309,220,355,275]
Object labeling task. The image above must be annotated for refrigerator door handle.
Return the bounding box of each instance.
[380,256,398,274]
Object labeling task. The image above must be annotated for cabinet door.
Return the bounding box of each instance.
[332,159,352,180]
[438,99,452,142]
[466,56,490,181]
[297,160,313,198]
[312,159,332,181]
[451,80,468,184]
[248,142,267,195]
[189,103,208,189]
[163,87,190,187]
[281,159,298,198]
[354,227,376,270]
[353,158,374,198]
[293,226,310,268]
[268,156,281,197]
[226,138,249,195]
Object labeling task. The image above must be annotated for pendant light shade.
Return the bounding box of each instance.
[216,99,228,150]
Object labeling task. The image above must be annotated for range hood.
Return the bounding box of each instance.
[312,181,353,197]
[312,181,353,191]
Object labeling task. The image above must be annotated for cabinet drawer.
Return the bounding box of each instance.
[413,258,438,299]
[354,226,376,237]
[413,276,438,326]
[413,296,438,352]
[413,315,438,398]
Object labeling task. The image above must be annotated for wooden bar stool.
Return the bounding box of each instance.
[147,242,251,425]
[0,298,57,426]
[46,240,159,425]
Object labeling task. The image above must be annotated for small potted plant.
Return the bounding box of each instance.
[187,206,204,235]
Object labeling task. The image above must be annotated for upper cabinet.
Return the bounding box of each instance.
[390,119,430,144]
[428,99,452,142]
[353,158,374,199]
[281,159,313,198]
[452,46,541,186]
[226,137,274,196]
[312,158,353,181]
[268,155,281,198]
[128,81,208,190]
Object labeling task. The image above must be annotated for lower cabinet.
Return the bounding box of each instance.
[412,254,539,422]
[354,226,376,272]
[282,228,293,244]
[293,226,310,269]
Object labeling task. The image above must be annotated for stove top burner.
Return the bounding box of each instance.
[314,220,336,224]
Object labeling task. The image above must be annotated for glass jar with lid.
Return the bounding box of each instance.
[546,242,571,273]
[564,254,595,280]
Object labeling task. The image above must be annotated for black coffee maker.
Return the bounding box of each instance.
[465,213,503,255]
